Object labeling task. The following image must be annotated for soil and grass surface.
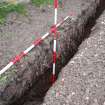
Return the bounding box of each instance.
[0,0,68,69]
[0,0,105,105]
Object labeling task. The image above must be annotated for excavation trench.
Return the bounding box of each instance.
[10,0,105,105]
[0,0,105,105]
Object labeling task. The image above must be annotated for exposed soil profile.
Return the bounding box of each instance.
[0,0,105,105]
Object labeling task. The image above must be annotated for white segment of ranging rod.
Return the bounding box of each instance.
[0,62,13,75]
[53,40,57,52]
[41,32,49,40]
[54,8,58,25]
[24,44,35,54]
[53,63,56,75]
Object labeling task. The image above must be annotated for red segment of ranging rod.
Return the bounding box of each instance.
[50,25,57,37]
[50,25,60,38]
[11,52,26,64]
[53,51,57,63]
[54,0,58,8]
[50,25,57,33]
[33,38,43,46]
[50,73,56,83]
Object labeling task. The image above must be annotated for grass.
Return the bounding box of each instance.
[0,75,7,85]
[31,0,53,7]
[0,66,16,85]
[0,2,27,24]
[0,0,59,24]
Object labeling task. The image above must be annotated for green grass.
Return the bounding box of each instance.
[0,66,16,85]
[0,2,27,24]
[0,75,7,85]
[31,0,53,7]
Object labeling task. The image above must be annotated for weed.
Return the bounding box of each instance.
[0,75,7,85]
[0,2,27,24]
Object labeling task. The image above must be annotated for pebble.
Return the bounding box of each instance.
[61,78,65,82]
[92,98,99,105]
[85,96,89,100]
[71,92,75,95]
[101,21,105,25]
[103,101,105,105]
[70,60,75,64]
[83,72,87,76]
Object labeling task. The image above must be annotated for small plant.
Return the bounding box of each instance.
[0,75,7,85]
[0,2,27,24]
[0,15,5,24]
[0,66,16,85]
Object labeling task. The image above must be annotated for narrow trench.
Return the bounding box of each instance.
[10,1,105,105]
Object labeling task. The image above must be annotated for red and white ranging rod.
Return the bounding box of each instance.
[51,0,58,83]
[0,16,70,76]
